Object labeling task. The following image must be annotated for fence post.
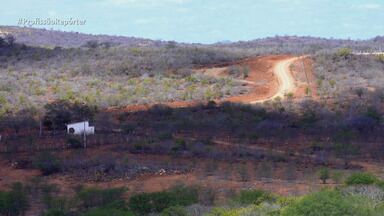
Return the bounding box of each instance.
[83,121,87,149]
[39,120,43,137]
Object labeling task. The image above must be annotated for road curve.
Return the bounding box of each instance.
[250,56,299,104]
[108,56,301,112]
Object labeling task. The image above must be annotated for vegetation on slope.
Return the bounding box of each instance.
[2,173,384,216]
[0,35,248,115]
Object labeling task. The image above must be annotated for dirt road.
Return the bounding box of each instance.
[250,57,298,103]
[110,55,300,113]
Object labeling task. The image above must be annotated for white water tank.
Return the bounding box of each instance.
[66,121,95,135]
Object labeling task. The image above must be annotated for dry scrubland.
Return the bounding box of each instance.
[0,41,249,115]
[1,27,384,216]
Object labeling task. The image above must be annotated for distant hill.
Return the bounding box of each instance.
[0,26,171,48]
[214,35,384,53]
[1,26,383,53]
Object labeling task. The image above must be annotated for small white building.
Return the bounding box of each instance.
[67,121,95,135]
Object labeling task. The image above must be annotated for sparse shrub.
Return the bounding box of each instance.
[198,187,217,206]
[242,66,249,78]
[345,172,378,185]
[122,123,136,134]
[336,48,352,59]
[204,160,218,176]
[365,106,381,123]
[319,167,330,184]
[128,185,198,214]
[0,183,29,216]
[342,185,384,202]
[205,207,229,216]
[166,41,177,49]
[185,204,211,216]
[83,40,99,49]
[237,163,249,182]
[77,187,126,209]
[172,139,187,152]
[281,190,351,216]
[331,170,344,184]
[161,206,188,216]
[305,87,311,96]
[377,54,384,62]
[0,36,5,47]
[4,34,15,46]
[168,185,199,207]
[157,131,173,140]
[206,100,217,108]
[257,161,273,181]
[44,100,97,130]
[281,189,381,216]
[228,66,241,78]
[149,104,173,116]
[43,209,67,216]
[354,87,365,98]
[41,184,69,212]
[284,161,297,182]
[67,137,83,149]
[233,189,273,205]
[286,92,294,99]
[34,152,61,175]
[82,208,134,216]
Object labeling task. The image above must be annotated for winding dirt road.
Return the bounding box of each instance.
[250,56,299,103]
[110,55,300,112]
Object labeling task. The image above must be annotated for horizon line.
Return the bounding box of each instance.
[1,25,383,45]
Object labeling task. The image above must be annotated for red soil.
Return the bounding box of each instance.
[107,55,299,113]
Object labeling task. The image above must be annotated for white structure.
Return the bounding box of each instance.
[67,121,95,135]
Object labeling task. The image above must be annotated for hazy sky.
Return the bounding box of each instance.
[1,0,383,43]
